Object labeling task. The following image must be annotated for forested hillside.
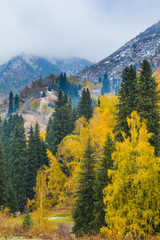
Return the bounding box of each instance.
[0,54,92,95]
[0,60,160,239]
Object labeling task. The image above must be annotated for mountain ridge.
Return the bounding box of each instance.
[0,54,92,94]
[77,20,160,93]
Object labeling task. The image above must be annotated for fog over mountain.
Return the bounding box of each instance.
[0,0,159,64]
[0,54,92,93]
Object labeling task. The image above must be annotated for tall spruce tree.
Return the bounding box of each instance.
[72,137,95,237]
[45,117,52,147]
[0,137,7,206]
[10,124,28,212]
[8,91,14,116]
[136,59,160,155]
[27,125,39,199]
[78,88,93,121]
[101,73,111,95]
[46,90,74,154]
[27,123,49,199]
[2,114,24,176]
[91,134,115,233]
[0,117,3,136]
[7,179,18,213]
[34,122,49,167]
[114,65,137,140]
[14,94,19,112]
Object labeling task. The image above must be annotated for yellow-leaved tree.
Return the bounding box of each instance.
[45,150,66,206]
[56,95,118,205]
[32,168,50,230]
[101,111,160,238]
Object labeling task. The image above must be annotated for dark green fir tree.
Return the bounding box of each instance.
[10,124,28,212]
[7,179,18,213]
[114,65,137,140]
[0,137,7,206]
[91,134,115,233]
[27,123,49,200]
[14,94,19,112]
[0,117,3,136]
[101,73,111,95]
[8,91,14,116]
[78,88,93,121]
[45,117,52,147]
[46,90,74,155]
[34,122,49,167]
[72,137,95,237]
[42,91,46,98]
[136,59,160,155]
[27,125,39,199]
[2,114,25,175]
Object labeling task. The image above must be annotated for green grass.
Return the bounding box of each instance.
[48,213,73,224]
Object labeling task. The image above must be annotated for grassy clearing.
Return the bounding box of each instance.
[48,214,73,224]
[47,206,73,224]
[0,207,73,239]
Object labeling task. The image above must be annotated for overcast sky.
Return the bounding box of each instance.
[0,0,159,64]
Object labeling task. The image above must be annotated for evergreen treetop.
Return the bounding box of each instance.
[46,90,75,155]
[91,134,115,234]
[114,65,137,140]
[10,124,28,212]
[136,59,160,154]
[72,136,96,237]
[78,88,93,121]
[8,91,14,116]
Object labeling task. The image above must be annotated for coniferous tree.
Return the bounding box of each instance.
[2,114,24,175]
[48,86,51,91]
[59,72,68,93]
[27,125,39,199]
[114,65,137,140]
[10,124,28,212]
[136,59,160,155]
[0,137,7,206]
[101,73,111,95]
[34,122,49,167]
[72,137,95,237]
[91,134,115,234]
[46,90,74,154]
[22,207,33,229]
[0,117,3,136]
[14,94,19,112]
[7,179,18,213]
[78,88,93,121]
[45,117,52,147]
[27,123,49,200]
[1,119,10,159]
[42,91,46,97]
[8,91,14,116]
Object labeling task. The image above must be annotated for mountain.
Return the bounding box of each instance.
[0,54,92,94]
[49,57,92,76]
[77,20,160,93]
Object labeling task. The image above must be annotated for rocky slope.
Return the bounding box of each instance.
[0,54,92,94]
[77,20,160,93]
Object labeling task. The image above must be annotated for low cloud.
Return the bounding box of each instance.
[0,0,159,64]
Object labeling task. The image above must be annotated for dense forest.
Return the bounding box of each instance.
[0,59,160,239]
